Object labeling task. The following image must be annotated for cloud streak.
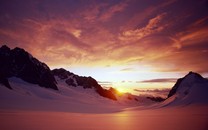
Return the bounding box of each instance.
[99,1,128,21]
[119,12,167,43]
[98,81,113,87]
[134,88,171,98]
[138,78,177,83]
[120,68,136,72]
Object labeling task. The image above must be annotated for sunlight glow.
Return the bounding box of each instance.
[116,87,126,93]
[55,65,185,94]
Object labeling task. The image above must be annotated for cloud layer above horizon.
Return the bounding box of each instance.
[1,0,208,74]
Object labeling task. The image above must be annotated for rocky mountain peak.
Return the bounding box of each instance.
[0,45,58,90]
[167,71,205,98]
[52,68,117,100]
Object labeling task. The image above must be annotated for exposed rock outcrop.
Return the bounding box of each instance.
[0,45,58,90]
[52,68,117,100]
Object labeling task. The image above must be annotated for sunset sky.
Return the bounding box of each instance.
[0,0,208,93]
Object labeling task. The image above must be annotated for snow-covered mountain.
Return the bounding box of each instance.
[1,45,207,109]
[52,68,154,104]
[163,72,208,106]
[0,45,145,103]
[52,68,117,100]
[0,45,58,90]
[0,45,118,101]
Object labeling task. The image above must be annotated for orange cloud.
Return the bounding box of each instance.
[120,68,136,72]
[171,28,208,50]
[99,1,128,21]
[144,21,208,73]
[119,13,167,43]
[139,78,177,83]
[123,0,177,30]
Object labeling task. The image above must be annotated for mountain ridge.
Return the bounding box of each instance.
[0,45,117,100]
[52,68,117,100]
[168,71,206,98]
[0,45,58,90]
[165,71,208,106]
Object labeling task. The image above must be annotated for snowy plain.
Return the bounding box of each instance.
[0,77,208,130]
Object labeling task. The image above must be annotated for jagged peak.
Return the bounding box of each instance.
[1,45,28,54]
[0,45,58,90]
[1,45,27,53]
[13,47,25,51]
[1,45,30,58]
[0,45,10,50]
[52,68,75,78]
[167,71,205,98]
[185,71,203,79]
[12,47,29,56]
[53,68,71,73]
[0,45,11,53]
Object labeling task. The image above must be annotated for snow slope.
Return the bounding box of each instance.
[161,72,208,107]
[0,77,123,113]
[0,73,208,130]
[0,77,154,113]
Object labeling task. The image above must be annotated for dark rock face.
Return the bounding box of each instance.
[127,95,133,100]
[52,68,77,86]
[146,96,165,102]
[75,76,99,89]
[167,71,204,98]
[109,87,120,94]
[52,68,74,80]
[96,87,117,101]
[65,78,76,87]
[0,77,12,89]
[167,78,183,98]
[52,68,117,100]
[0,45,58,90]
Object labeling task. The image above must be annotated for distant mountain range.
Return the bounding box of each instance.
[0,45,208,105]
